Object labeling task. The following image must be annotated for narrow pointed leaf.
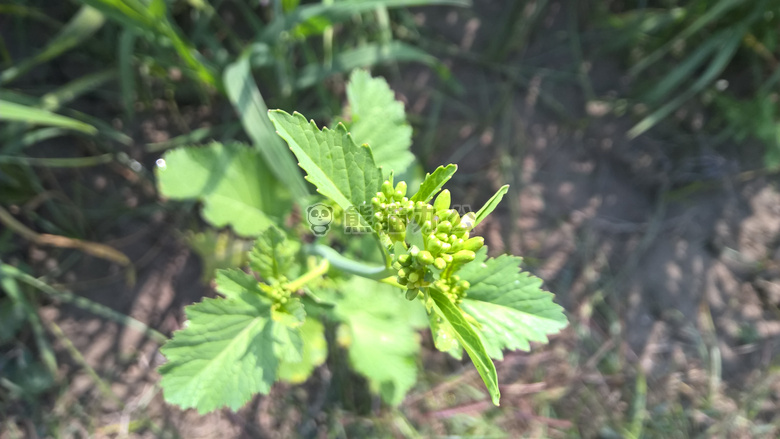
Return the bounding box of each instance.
[0,6,105,85]
[474,184,508,227]
[410,164,457,202]
[224,57,309,200]
[0,99,97,134]
[429,287,500,406]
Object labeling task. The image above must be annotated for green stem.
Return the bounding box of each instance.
[307,244,395,280]
[378,276,405,289]
[287,259,329,292]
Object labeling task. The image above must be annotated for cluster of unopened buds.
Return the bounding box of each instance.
[259,278,292,311]
[371,180,412,239]
[375,178,485,302]
[434,275,471,305]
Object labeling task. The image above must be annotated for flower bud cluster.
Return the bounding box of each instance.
[434,275,471,304]
[393,246,432,299]
[373,179,487,303]
[263,278,292,311]
[371,180,413,240]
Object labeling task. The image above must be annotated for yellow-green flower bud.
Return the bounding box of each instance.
[381,180,394,198]
[408,271,420,283]
[434,189,451,212]
[395,181,407,199]
[436,220,452,234]
[427,239,444,254]
[434,258,447,270]
[452,250,476,263]
[461,236,485,252]
[457,212,476,231]
[405,288,419,300]
[417,250,434,265]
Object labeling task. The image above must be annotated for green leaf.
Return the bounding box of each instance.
[224,57,310,200]
[157,142,289,237]
[249,227,300,281]
[277,318,328,384]
[0,99,97,134]
[459,248,568,360]
[410,164,457,202]
[344,69,414,174]
[332,278,427,406]
[429,286,500,406]
[159,270,303,414]
[185,230,251,283]
[428,311,462,359]
[474,184,509,227]
[269,109,382,227]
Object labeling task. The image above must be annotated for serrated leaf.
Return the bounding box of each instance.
[332,278,427,406]
[159,270,303,414]
[474,184,508,227]
[410,164,457,202]
[429,287,500,406]
[278,318,328,384]
[157,142,289,237]
[459,248,568,360]
[269,110,382,227]
[345,69,414,174]
[249,226,300,281]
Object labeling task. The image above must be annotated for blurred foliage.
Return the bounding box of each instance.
[609,0,780,166]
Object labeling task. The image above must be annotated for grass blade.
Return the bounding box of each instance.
[628,28,743,139]
[0,274,58,375]
[261,0,470,42]
[0,6,105,85]
[0,99,97,134]
[224,57,309,200]
[296,41,437,90]
[629,0,742,76]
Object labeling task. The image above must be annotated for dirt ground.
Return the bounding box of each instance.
[7,1,780,438]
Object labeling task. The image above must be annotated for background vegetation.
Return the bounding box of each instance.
[2,0,780,437]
